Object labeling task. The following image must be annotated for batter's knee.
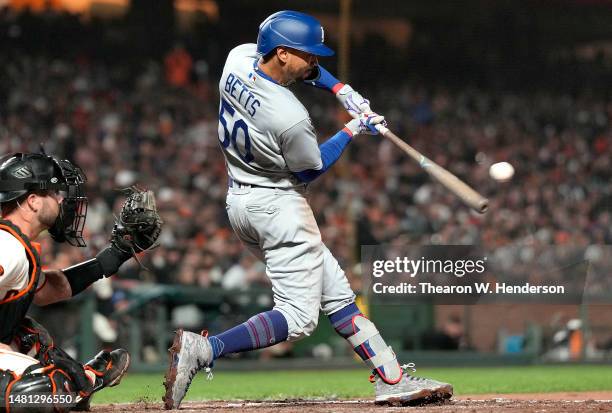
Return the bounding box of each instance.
[290,314,319,342]
[321,294,356,316]
[276,304,321,342]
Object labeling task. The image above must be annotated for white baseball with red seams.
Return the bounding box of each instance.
[489,161,515,181]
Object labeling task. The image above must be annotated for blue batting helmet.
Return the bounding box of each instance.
[257,10,334,57]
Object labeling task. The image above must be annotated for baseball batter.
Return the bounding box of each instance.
[164,11,452,409]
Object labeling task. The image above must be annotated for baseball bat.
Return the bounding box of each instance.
[377,125,489,213]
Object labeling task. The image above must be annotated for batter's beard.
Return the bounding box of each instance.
[281,68,312,86]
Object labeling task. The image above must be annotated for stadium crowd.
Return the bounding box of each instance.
[1,7,611,299]
[2,54,612,292]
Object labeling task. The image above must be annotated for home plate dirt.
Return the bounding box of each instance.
[93,391,612,412]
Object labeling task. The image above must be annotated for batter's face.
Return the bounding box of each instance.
[279,47,318,82]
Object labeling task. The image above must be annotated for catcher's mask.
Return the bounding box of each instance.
[0,153,88,247]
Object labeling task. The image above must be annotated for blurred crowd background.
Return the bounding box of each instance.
[1,0,611,360]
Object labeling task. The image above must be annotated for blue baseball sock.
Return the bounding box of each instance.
[328,302,369,361]
[208,310,289,360]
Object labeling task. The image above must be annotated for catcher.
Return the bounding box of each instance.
[0,152,162,412]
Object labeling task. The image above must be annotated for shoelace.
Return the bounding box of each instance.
[187,330,214,383]
[401,363,417,373]
[183,354,212,395]
[368,362,417,383]
[200,330,214,380]
[188,359,209,379]
[205,367,214,380]
[199,330,214,380]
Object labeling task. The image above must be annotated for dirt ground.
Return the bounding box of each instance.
[93,391,612,413]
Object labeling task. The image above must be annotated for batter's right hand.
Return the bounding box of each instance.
[345,112,387,136]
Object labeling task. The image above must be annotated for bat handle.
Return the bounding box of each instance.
[375,124,389,135]
[348,106,389,134]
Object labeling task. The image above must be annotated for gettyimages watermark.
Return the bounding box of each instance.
[361,244,611,305]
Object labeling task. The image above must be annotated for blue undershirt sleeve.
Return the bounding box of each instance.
[294,129,352,183]
[303,65,344,93]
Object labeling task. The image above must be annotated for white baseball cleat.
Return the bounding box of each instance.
[373,366,453,406]
[163,329,213,410]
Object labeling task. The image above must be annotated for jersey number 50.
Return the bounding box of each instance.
[219,98,254,164]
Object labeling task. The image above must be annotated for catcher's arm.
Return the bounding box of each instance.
[61,186,163,296]
[33,269,73,306]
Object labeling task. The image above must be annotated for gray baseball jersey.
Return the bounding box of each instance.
[218,44,323,188]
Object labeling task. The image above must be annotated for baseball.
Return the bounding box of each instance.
[489,162,515,181]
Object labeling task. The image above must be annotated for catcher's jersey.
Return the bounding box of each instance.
[0,220,42,344]
[0,230,30,299]
[218,44,323,188]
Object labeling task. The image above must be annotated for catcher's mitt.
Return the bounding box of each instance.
[111,186,163,254]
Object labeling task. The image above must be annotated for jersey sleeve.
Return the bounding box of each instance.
[0,234,29,295]
[280,119,323,172]
[303,65,344,93]
[227,43,259,60]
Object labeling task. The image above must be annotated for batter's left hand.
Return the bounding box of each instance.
[345,112,387,136]
[336,84,371,117]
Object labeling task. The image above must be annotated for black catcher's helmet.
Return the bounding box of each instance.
[0,153,88,247]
